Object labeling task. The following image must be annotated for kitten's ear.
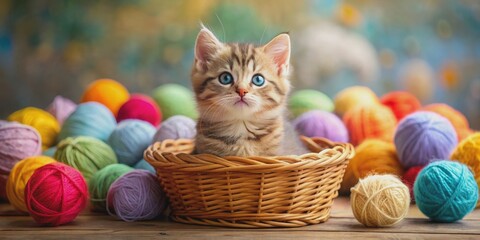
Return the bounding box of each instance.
[263,33,291,76]
[194,27,222,64]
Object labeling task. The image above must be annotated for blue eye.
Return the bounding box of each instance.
[219,72,233,85]
[252,74,265,86]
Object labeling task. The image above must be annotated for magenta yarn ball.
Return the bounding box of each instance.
[117,94,162,127]
[47,96,77,125]
[293,110,349,142]
[394,112,457,168]
[107,170,167,222]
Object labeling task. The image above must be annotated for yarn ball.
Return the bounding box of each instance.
[402,166,424,202]
[151,84,198,119]
[414,160,478,222]
[340,139,404,194]
[117,94,162,126]
[81,78,130,116]
[89,163,133,212]
[293,110,348,142]
[451,132,480,206]
[423,103,470,141]
[107,170,167,222]
[58,102,117,142]
[288,89,334,118]
[350,174,410,227]
[394,112,457,169]
[134,159,155,174]
[343,104,397,146]
[46,95,77,125]
[8,107,60,150]
[0,122,42,176]
[108,119,156,166]
[152,115,197,142]
[334,86,378,116]
[42,147,56,157]
[380,91,421,121]
[6,156,56,212]
[54,136,118,181]
[25,163,88,226]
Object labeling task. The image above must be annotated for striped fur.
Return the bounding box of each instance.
[191,27,306,156]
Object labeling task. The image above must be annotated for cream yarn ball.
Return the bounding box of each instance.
[350,174,410,227]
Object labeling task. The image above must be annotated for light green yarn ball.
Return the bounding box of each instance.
[288,89,334,118]
[151,84,198,119]
[54,136,118,182]
[89,163,133,212]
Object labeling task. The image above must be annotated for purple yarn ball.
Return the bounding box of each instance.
[394,111,458,168]
[0,122,42,175]
[293,110,349,142]
[47,95,77,125]
[152,115,196,143]
[107,170,167,222]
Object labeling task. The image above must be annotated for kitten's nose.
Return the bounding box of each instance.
[236,88,248,97]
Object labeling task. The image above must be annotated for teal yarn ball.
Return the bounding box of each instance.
[59,102,117,142]
[151,84,198,120]
[414,160,478,222]
[43,147,57,157]
[89,163,133,212]
[54,136,118,182]
[288,89,334,118]
[134,159,155,174]
[108,119,156,166]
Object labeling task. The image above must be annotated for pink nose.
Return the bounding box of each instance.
[237,88,248,97]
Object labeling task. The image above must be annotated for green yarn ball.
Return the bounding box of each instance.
[151,84,198,120]
[54,136,118,182]
[288,89,334,118]
[89,163,133,212]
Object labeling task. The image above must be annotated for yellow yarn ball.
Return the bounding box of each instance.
[340,139,404,194]
[81,78,130,117]
[451,132,480,207]
[8,107,60,150]
[6,156,56,212]
[350,174,410,227]
[334,86,379,116]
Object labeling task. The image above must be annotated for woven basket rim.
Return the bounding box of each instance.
[144,136,355,172]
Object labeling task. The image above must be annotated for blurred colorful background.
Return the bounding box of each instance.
[1,0,480,128]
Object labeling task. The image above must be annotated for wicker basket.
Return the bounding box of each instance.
[144,136,354,228]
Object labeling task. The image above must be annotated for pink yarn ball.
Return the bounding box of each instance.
[117,94,162,126]
[0,122,42,175]
[47,96,77,125]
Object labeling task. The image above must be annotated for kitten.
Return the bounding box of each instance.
[191,27,307,157]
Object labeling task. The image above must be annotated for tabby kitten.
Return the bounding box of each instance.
[191,27,306,157]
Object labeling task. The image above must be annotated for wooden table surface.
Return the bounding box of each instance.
[1,197,479,240]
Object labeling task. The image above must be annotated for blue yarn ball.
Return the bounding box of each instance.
[108,119,156,166]
[134,159,155,174]
[293,110,348,142]
[414,160,478,222]
[59,102,116,142]
[394,112,457,168]
[152,115,197,142]
[43,147,57,157]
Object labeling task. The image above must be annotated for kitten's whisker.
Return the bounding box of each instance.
[215,14,226,42]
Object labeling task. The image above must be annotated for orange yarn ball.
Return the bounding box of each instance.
[334,86,379,117]
[423,104,470,141]
[81,79,130,116]
[380,91,421,121]
[343,104,397,146]
[340,139,404,194]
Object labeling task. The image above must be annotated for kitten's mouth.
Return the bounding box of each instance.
[234,99,249,106]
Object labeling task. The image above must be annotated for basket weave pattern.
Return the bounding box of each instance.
[144,137,354,228]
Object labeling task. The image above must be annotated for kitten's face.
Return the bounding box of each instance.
[191,28,291,121]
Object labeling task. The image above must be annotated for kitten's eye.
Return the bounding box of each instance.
[218,72,234,85]
[251,74,265,86]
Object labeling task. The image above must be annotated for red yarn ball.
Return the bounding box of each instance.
[402,165,424,203]
[380,91,421,121]
[25,163,88,226]
[117,94,162,126]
